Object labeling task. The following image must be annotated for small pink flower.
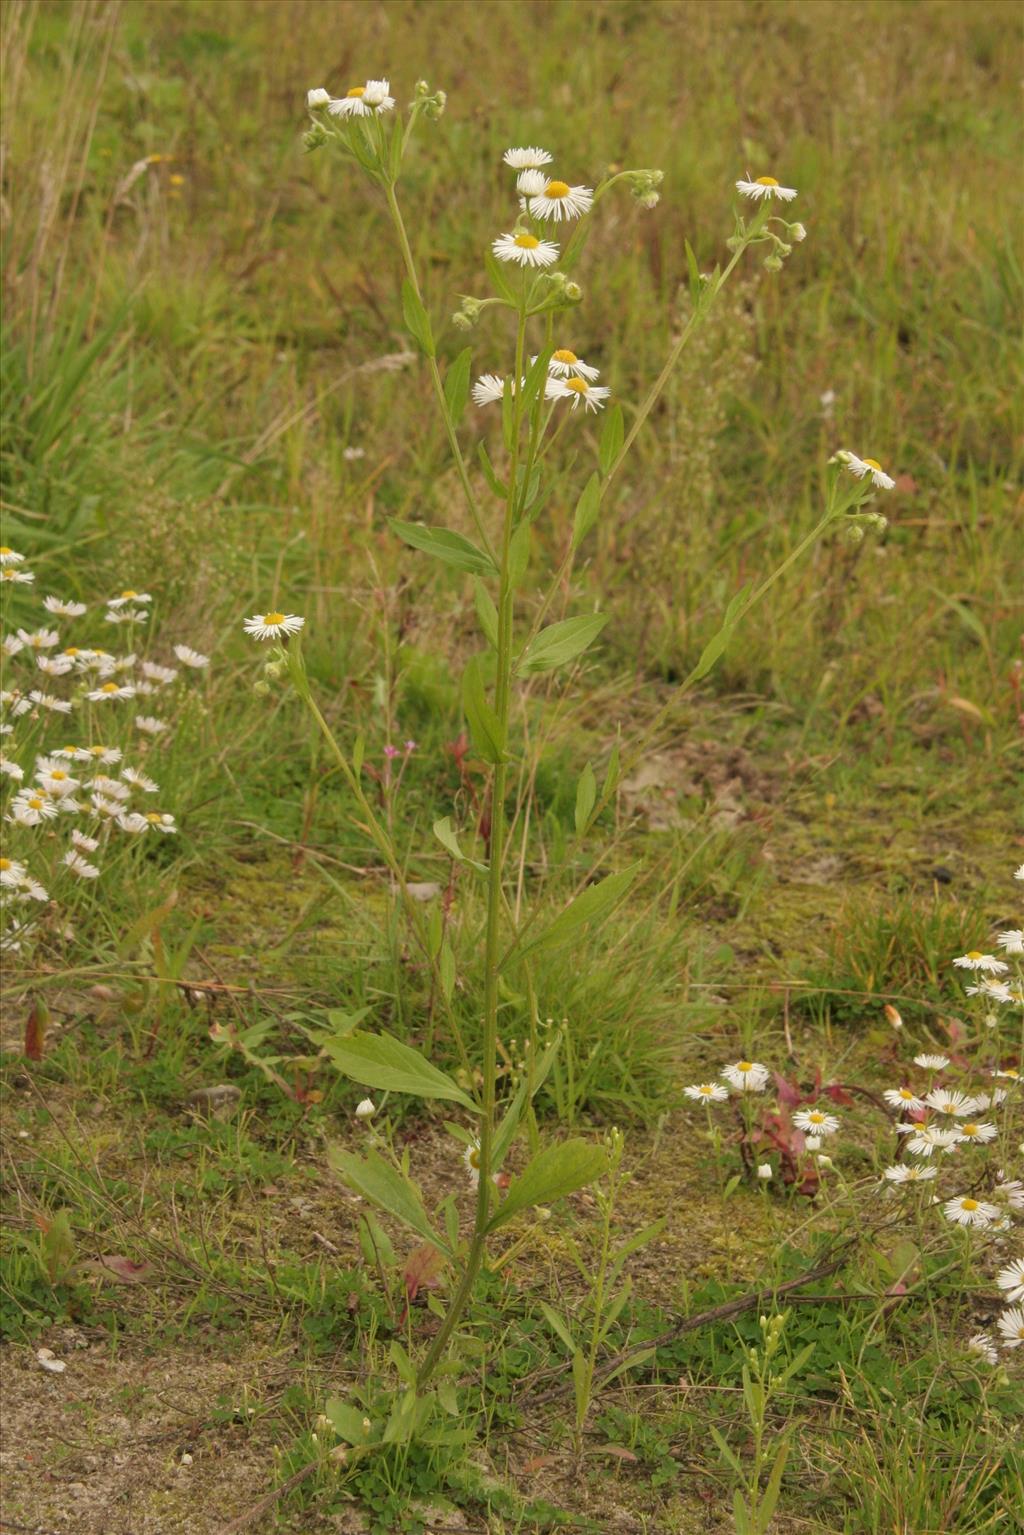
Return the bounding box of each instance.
[404,739,418,754]
[383,745,400,760]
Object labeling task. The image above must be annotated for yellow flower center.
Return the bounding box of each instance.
[565,378,589,394]
[863,458,883,472]
[347,86,365,98]
[468,1147,481,1168]
[49,770,67,781]
[264,611,286,625]
[100,683,119,693]
[63,648,79,657]
[514,233,539,249]
[699,1086,713,1095]
[146,813,162,823]
[898,1088,913,1099]
[553,349,578,364]
[808,1112,825,1123]
[90,746,108,755]
[737,1061,753,1072]
[0,547,10,555]
[755,176,780,187]
[962,1124,978,1136]
[545,180,570,198]
[965,950,983,961]
[961,1199,979,1212]
[0,858,11,871]
[120,589,138,599]
[1003,1069,1019,1079]
[27,797,44,810]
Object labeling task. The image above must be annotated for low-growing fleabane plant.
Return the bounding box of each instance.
[241,75,894,1457]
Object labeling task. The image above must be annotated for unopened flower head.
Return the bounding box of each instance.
[684,1082,728,1103]
[354,1098,376,1120]
[243,612,305,642]
[307,87,331,108]
[943,1195,999,1228]
[722,1060,770,1093]
[736,175,798,202]
[757,1163,773,1180]
[528,179,594,223]
[492,231,560,268]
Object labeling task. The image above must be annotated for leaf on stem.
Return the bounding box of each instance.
[401,279,434,357]
[517,613,608,676]
[328,1145,452,1254]
[517,864,639,958]
[389,520,496,576]
[322,1031,480,1112]
[690,580,753,683]
[598,403,623,477]
[486,1138,609,1232]
[433,815,488,873]
[443,347,473,427]
[473,578,499,648]
[462,654,505,764]
[574,762,597,836]
[571,472,602,551]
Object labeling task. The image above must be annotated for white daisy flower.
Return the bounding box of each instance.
[71,829,99,853]
[996,1305,1024,1348]
[502,146,553,170]
[107,590,152,609]
[17,628,59,651]
[527,179,594,223]
[92,794,125,820]
[898,1125,960,1157]
[243,611,305,642]
[1015,864,1024,881]
[63,849,99,879]
[105,607,149,625]
[492,231,560,268]
[736,175,798,202]
[35,765,80,796]
[43,597,87,617]
[173,645,209,669]
[994,1176,1024,1210]
[684,1082,729,1103]
[14,872,49,901]
[883,1086,926,1112]
[27,691,72,714]
[0,858,28,886]
[913,1054,950,1071]
[1,566,34,584]
[140,662,178,685]
[464,1139,482,1189]
[942,1195,999,1228]
[0,755,24,781]
[92,776,130,801]
[840,452,896,490]
[307,87,331,108]
[0,546,26,565]
[996,1259,1024,1304]
[35,655,73,678]
[546,376,611,412]
[722,1060,770,1093]
[145,811,178,834]
[993,1068,1020,1081]
[87,681,136,702]
[792,1108,840,1136]
[967,1333,998,1365]
[969,1090,1007,1111]
[954,951,1010,974]
[544,348,601,381]
[2,634,25,657]
[82,744,122,765]
[882,1164,937,1184]
[472,374,510,407]
[121,767,159,793]
[328,79,394,118]
[966,979,1015,1003]
[8,791,58,825]
[117,811,149,834]
[135,715,169,736]
[955,1121,997,1145]
[995,930,1024,955]
[515,168,548,197]
[924,1088,975,1117]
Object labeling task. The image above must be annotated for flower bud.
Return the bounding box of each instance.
[763,252,783,272]
[452,310,472,332]
[355,1097,376,1120]
[303,124,328,153]
[253,679,271,698]
[564,281,583,302]
[307,88,331,108]
[757,1163,773,1180]
[638,191,660,209]
[790,222,807,242]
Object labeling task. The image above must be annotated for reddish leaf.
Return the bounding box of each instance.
[773,1072,802,1109]
[824,1083,855,1106]
[599,1444,639,1462]
[403,1243,445,1306]
[521,1455,557,1475]
[81,1255,153,1284]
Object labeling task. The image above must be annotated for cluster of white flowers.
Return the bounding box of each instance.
[308,79,395,120]
[0,560,205,952]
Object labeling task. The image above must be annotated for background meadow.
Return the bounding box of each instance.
[1,2,1021,1531]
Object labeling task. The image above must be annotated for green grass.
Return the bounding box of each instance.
[1,0,1022,1530]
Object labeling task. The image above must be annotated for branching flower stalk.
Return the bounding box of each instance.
[241,78,895,1409]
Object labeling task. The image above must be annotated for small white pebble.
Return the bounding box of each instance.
[180,1452,193,1466]
[36,1348,66,1374]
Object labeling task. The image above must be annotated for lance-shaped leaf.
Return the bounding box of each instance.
[690,581,753,683]
[443,347,473,426]
[574,762,597,836]
[571,472,601,551]
[401,279,434,357]
[473,578,499,648]
[322,1031,480,1113]
[517,864,639,959]
[389,520,496,576]
[462,653,505,763]
[492,1028,562,1169]
[486,1138,609,1232]
[328,1145,452,1254]
[433,816,488,873]
[598,403,623,477]
[517,613,608,676]
[477,441,508,499]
